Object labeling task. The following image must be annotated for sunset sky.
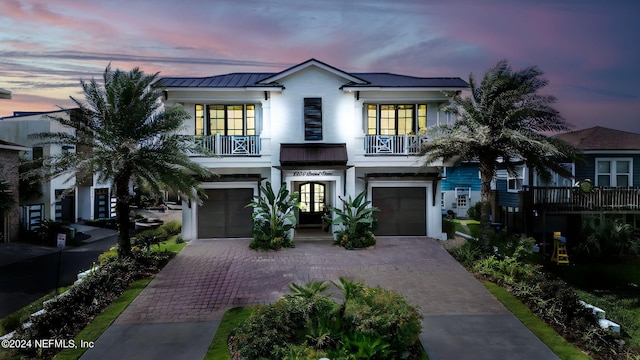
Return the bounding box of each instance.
[1,0,638,133]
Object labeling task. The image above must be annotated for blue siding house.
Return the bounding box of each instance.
[496,126,640,241]
[441,163,481,217]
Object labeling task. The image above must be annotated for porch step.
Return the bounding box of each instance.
[294,229,334,241]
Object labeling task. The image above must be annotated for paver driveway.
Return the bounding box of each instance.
[82,237,558,360]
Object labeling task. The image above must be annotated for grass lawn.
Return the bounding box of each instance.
[484,281,590,360]
[53,277,153,360]
[452,219,481,238]
[205,307,254,360]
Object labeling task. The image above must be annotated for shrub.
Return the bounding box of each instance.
[577,216,640,258]
[442,217,455,239]
[330,191,379,249]
[247,181,299,251]
[132,228,165,249]
[158,220,181,237]
[230,297,315,358]
[343,286,423,354]
[488,231,535,261]
[34,219,72,246]
[448,238,483,268]
[230,280,423,359]
[467,201,481,221]
[274,343,329,360]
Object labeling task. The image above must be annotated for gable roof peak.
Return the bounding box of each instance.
[257,58,369,85]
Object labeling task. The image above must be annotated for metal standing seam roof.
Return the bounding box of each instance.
[159,72,468,89]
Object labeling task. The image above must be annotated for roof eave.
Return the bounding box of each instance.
[162,86,284,92]
[341,86,467,92]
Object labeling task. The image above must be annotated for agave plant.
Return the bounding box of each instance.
[246,181,300,250]
[330,191,379,249]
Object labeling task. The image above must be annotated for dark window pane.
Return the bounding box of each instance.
[304,98,322,140]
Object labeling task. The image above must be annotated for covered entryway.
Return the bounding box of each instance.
[372,187,426,236]
[198,188,253,238]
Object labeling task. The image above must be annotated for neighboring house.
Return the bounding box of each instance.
[159,58,468,240]
[0,109,114,229]
[0,139,29,242]
[441,163,482,218]
[495,126,640,239]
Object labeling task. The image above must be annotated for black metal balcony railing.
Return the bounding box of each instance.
[524,186,640,212]
[364,135,427,155]
[186,135,261,156]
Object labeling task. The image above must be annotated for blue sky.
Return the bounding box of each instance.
[1,0,638,133]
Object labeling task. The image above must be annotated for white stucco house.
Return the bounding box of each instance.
[0,109,113,229]
[159,59,467,240]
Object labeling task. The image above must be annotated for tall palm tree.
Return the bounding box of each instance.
[421,59,577,247]
[32,65,212,257]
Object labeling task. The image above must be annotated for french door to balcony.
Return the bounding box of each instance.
[299,182,326,227]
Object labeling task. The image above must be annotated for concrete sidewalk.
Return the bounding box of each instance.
[81,237,558,360]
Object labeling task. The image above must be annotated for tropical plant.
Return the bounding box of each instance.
[28,64,211,257]
[288,280,331,299]
[330,191,379,249]
[246,181,300,250]
[420,59,577,249]
[578,216,640,257]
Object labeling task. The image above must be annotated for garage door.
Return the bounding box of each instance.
[371,187,426,236]
[198,188,254,238]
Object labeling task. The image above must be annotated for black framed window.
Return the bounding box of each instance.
[194,104,256,136]
[304,98,322,140]
[366,104,427,135]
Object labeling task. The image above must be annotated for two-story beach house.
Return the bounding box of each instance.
[0,109,114,230]
[159,59,468,240]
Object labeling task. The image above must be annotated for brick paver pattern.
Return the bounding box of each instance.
[116,236,508,325]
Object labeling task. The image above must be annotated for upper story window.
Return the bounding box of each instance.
[507,166,525,193]
[195,104,255,136]
[367,104,427,135]
[534,163,574,187]
[304,98,322,141]
[596,158,632,187]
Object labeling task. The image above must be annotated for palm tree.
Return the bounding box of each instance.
[32,65,212,257]
[421,59,577,247]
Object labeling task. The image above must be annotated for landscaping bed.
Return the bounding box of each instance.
[0,221,185,360]
[228,278,426,360]
[448,235,639,359]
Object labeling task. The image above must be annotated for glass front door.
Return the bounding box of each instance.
[299,182,326,226]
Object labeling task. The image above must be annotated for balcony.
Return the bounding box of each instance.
[524,186,640,212]
[364,135,427,155]
[186,135,261,156]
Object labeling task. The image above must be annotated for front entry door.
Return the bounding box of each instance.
[299,182,326,226]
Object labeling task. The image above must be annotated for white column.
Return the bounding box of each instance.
[346,167,356,198]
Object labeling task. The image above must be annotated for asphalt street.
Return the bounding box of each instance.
[0,234,117,318]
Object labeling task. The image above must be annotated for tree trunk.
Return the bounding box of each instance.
[115,173,132,257]
[478,159,496,250]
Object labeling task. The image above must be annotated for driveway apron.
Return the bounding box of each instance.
[81,237,557,360]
